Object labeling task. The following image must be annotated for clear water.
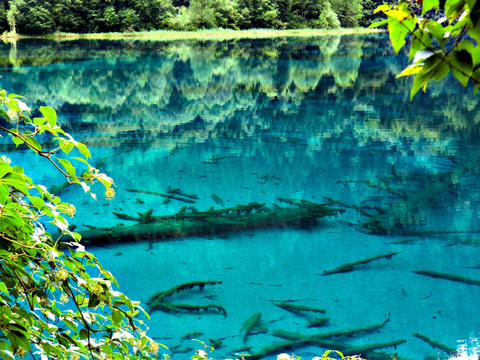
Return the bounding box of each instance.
[2,34,480,360]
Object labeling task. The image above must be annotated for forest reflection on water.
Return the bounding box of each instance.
[2,35,480,359]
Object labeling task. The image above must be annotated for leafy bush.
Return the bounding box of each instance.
[0,89,161,359]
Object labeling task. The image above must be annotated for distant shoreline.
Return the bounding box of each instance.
[2,28,383,42]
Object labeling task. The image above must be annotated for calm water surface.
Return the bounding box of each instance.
[2,34,480,360]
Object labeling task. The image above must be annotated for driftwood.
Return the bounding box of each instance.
[413,333,457,355]
[412,270,480,286]
[360,150,480,234]
[322,252,400,275]
[147,280,226,315]
[80,199,344,245]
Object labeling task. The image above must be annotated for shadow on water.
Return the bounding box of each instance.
[2,35,480,359]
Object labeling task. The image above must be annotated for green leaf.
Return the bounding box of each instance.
[369,19,389,28]
[11,166,23,175]
[410,29,426,61]
[111,309,122,326]
[78,329,88,340]
[374,4,392,14]
[431,61,450,81]
[7,94,25,99]
[0,109,11,122]
[72,157,90,166]
[61,141,75,155]
[410,71,430,100]
[33,117,46,126]
[472,67,480,86]
[446,0,466,18]
[58,159,76,178]
[11,136,24,147]
[402,17,416,32]
[88,295,101,308]
[6,328,30,351]
[39,106,57,128]
[28,196,45,209]
[472,45,480,67]
[1,174,29,195]
[468,0,480,26]
[388,18,409,54]
[0,349,15,360]
[3,209,24,228]
[0,163,12,179]
[58,333,76,346]
[0,282,8,295]
[468,18,480,41]
[77,143,91,159]
[386,9,409,19]
[0,185,9,204]
[62,319,78,332]
[422,0,439,15]
[426,21,446,45]
[397,64,423,78]
[24,136,42,152]
[450,48,473,86]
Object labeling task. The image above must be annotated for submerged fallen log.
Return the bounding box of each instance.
[342,339,407,356]
[307,317,330,327]
[126,187,198,204]
[412,270,480,286]
[360,149,480,234]
[240,312,262,344]
[272,302,326,315]
[147,280,226,315]
[258,316,396,360]
[322,252,400,276]
[412,333,457,355]
[79,199,344,245]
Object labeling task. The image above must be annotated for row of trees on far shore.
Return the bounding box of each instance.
[0,0,388,34]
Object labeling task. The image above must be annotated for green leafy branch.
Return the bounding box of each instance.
[371,0,480,99]
[0,90,115,201]
[0,88,164,360]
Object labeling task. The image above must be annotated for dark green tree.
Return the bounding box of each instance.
[359,0,389,27]
[289,0,321,26]
[275,0,291,27]
[51,0,88,33]
[133,0,176,30]
[186,0,217,29]
[315,0,340,28]
[211,0,237,28]
[331,0,363,27]
[6,0,55,34]
[236,0,279,28]
[0,0,8,33]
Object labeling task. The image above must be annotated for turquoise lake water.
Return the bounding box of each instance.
[2,34,480,360]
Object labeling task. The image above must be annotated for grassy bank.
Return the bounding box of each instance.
[2,28,383,42]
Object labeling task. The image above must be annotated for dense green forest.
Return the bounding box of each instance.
[0,0,388,34]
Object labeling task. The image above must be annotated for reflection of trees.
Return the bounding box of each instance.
[1,35,479,152]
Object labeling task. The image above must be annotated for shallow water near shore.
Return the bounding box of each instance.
[2,34,480,359]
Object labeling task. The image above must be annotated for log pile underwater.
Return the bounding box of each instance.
[79,198,345,245]
[359,149,480,234]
